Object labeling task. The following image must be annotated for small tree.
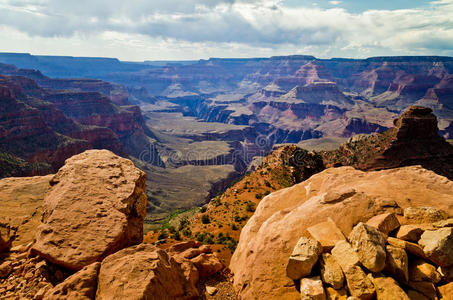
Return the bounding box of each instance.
[201,214,210,224]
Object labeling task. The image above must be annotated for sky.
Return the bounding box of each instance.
[0,0,452,61]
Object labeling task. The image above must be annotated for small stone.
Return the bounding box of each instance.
[0,261,12,278]
[325,287,347,300]
[408,259,441,283]
[387,237,427,259]
[191,253,224,277]
[342,266,375,300]
[384,245,409,283]
[307,218,346,251]
[33,284,51,300]
[396,225,425,242]
[319,253,344,289]
[418,227,453,267]
[206,286,218,296]
[433,218,453,228]
[366,213,400,235]
[371,276,410,300]
[404,207,448,224]
[348,222,386,272]
[438,265,453,281]
[437,282,453,300]
[286,237,322,280]
[331,240,360,271]
[300,276,326,300]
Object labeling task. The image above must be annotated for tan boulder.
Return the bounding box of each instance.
[191,253,224,277]
[300,276,326,300]
[319,253,344,289]
[404,207,448,224]
[409,259,441,283]
[396,225,425,242]
[96,244,198,300]
[366,213,400,235]
[348,222,387,272]
[286,237,322,280]
[44,262,100,300]
[407,281,437,300]
[230,166,453,299]
[31,150,147,270]
[384,245,409,283]
[326,287,347,300]
[0,261,12,278]
[418,228,453,267]
[331,240,360,271]
[0,175,52,251]
[438,282,453,300]
[343,266,375,300]
[371,276,409,300]
[307,218,346,251]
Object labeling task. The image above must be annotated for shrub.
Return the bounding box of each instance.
[200,206,207,213]
[158,231,168,240]
[201,214,210,224]
[172,231,181,241]
[246,202,256,212]
[182,228,192,237]
[231,223,238,230]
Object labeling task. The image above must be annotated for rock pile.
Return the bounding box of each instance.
[287,209,453,300]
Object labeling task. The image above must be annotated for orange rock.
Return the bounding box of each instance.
[31,150,147,270]
[384,245,409,283]
[307,218,346,251]
[396,225,424,242]
[437,282,453,300]
[366,213,400,235]
[371,276,409,300]
[191,253,224,277]
[286,237,322,280]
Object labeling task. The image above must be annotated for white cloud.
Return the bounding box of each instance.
[329,1,342,5]
[0,0,452,60]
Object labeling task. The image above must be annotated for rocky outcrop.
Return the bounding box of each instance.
[323,106,453,180]
[31,150,147,270]
[230,166,453,299]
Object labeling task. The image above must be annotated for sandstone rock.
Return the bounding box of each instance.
[307,218,346,251]
[343,266,375,300]
[286,237,322,280]
[0,221,15,253]
[0,261,12,278]
[434,218,453,228]
[387,237,427,259]
[404,207,448,224]
[384,245,409,283]
[230,166,453,299]
[191,253,224,277]
[366,213,400,235]
[371,276,409,300]
[96,244,198,300]
[409,259,441,283]
[44,262,100,300]
[418,228,453,267]
[206,286,218,296]
[348,222,387,272]
[407,281,437,300]
[331,240,360,271]
[0,175,52,250]
[437,282,453,300]
[35,284,52,300]
[32,150,147,270]
[396,225,425,242]
[300,276,326,300]
[325,287,347,300]
[319,253,344,289]
[407,290,430,300]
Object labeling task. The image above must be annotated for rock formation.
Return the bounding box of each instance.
[230,166,453,299]
[31,150,147,270]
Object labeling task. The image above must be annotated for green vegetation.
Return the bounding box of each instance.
[201,214,210,224]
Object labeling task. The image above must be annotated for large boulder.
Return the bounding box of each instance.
[31,150,147,270]
[230,166,453,299]
[96,244,198,300]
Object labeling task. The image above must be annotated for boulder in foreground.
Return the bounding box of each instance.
[31,150,147,270]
